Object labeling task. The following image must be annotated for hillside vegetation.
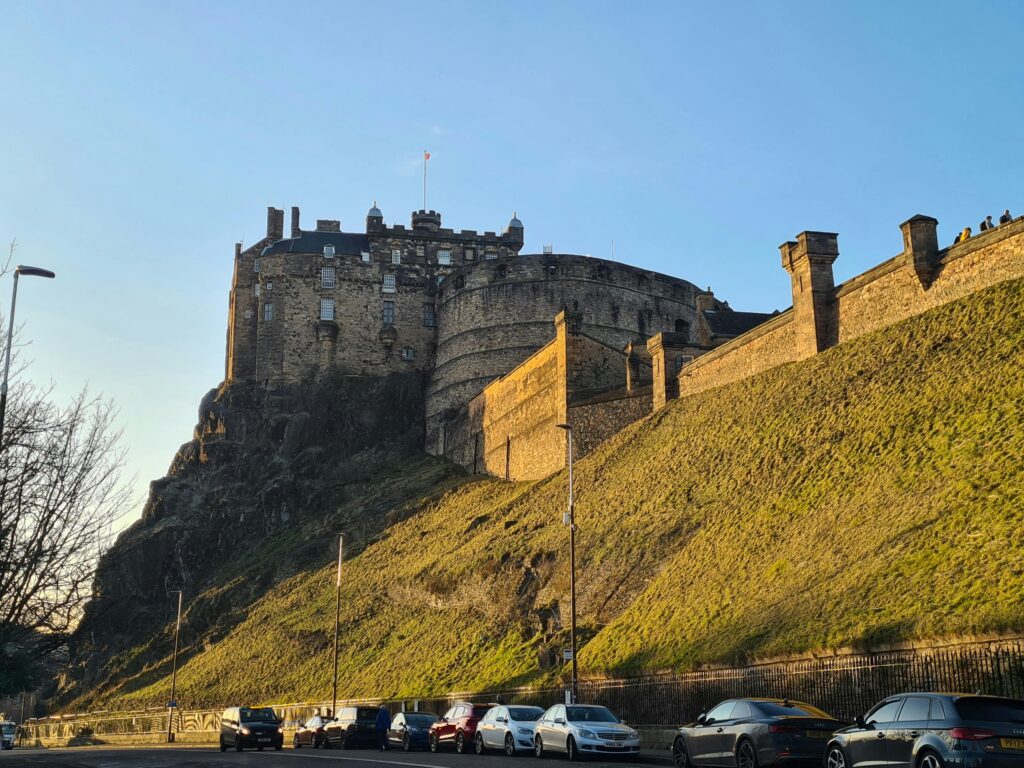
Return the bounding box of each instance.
[76,276,1024,709]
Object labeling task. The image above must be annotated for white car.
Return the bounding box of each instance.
[475,705,545,755]
[1,721,16,750]
[534,704,640,760]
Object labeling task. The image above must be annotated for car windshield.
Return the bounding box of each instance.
[357,708,380,721]
[955,697,1024,723]
[567,706,619,723]
[1,724,15,736]
[471,707,490,718]
[509,707,544,722]
[757,702,832,718]
[240,708,278,723]
[405,714,437,726]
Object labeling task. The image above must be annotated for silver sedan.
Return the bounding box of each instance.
[534,704,641,760]
[475,705,546,755]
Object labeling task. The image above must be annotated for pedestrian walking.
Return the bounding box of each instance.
[375,705,391,751]
[1000,209,1012,225]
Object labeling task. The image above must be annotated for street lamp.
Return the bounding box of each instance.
[167,590,183,743]
[331,533,344,720]
[555,423,578,704]
[0,265,56,447]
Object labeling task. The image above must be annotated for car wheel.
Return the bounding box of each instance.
[826,746,847,768]
[404,733,412,752]
[672,737,690,768]
[257,746,264,752]
[566,735,579,761]
[219,739,227,753]
[736,739,758,768]
[430,732,440,753]
[917,750,944,768]
[294,734,301,749]
[235,736,243,752]
[456,732,467,754]
[535,735,545,758]
[505,733,516,756]
[275,744,282,751]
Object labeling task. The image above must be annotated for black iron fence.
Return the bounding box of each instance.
[25,637,1024,744]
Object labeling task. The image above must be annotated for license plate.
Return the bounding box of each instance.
[1000,738,1024,750]
[806,731,830,739]
[258,738,271,742]
[604,742,624,748]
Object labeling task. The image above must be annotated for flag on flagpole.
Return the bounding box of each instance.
[424,151,430,160]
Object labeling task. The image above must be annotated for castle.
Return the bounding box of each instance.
[225,203,1024,481]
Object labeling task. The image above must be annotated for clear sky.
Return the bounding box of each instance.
[2,0,1022,532]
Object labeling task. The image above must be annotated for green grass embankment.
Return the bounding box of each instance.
[87,276,1024,708]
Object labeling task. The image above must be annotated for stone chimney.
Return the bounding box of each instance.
[900,214,939,287]
[266,207,284,240]
[780,231,839,359]
[316,219,341,232]
[291,206,301,238]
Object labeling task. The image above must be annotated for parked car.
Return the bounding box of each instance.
[388,711,439,751]
[534,704,640,760]
[1,720,16,750]
[671,698,843,768]
[476,705,545,755]
[219,706,283,752]
[323,706,380,749]
[826,692,1024,768]
[429,702,495,753]
[293,713,333,749]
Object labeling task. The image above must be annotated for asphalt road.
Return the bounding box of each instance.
[0,747,671,768]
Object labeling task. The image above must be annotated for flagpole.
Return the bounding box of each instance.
[423,150,428,210]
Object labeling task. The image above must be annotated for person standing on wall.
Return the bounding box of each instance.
[1000,209,1013,225]
[375,705,391,751]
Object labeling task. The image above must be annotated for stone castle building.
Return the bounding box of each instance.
[224,203,769,467]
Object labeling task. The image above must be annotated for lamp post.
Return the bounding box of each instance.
[167,590,183,743]
[331,533,344,719]
[0,265,56,447]
[555,423,577,704]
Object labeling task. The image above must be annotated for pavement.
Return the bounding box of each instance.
[0,745,673,768]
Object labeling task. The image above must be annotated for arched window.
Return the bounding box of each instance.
[675,318,690,336]
[454,274,465,290]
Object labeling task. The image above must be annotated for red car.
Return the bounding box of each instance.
[292,714,332,749]
[429,703,494,754]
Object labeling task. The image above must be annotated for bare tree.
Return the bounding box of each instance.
[0,257,133,695]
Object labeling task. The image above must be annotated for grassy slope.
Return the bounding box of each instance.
[91,276,1024,708]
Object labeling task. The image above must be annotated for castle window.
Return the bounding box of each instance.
[454,274,465,290]
[391,249,402,265]
[464,247,475,261]
[321,266,336,289]
[438,249,452,266]
[382,274,396,293]
[416,245,425,258]
[253,258,260,273]
[674,354,694,372]
[382,300,395,326]
[320,297,335,321]
[423,303,436,327]
[675,318,690,336]
[244,309,252,319]
[360,250,370,262]
[497,264,508,278]
[484,250,497,260]
[254,283,260,298]
[324,244,335,258]
[400,346,416,361]
[263,303,274,321]
[266,281,273,291]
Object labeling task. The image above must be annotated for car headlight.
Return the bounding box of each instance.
[628,729,639,739]
[517,727,532,736]
[578,729,596,739]
[240,727,250,736]
[278,727,284,734]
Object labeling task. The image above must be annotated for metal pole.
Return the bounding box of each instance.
[567,429,578,704]
[423,151,428,211]
[18,691,26,747]
[167,590,182,743]
[0,271,20,446]
[331,534,344,718]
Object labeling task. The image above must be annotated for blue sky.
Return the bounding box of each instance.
[2,1,1022,531]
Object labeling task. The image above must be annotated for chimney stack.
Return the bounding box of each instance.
[291,206,301,238]
[266,207,284,240]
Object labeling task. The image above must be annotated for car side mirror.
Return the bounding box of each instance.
[855,715,867,728]
[697,714,707,726]
[497,716,507,723]
[555,718,566,725]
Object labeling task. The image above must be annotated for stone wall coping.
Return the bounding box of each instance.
[677,307,794,376]
[569,384,653,408]
[374,224,511,243]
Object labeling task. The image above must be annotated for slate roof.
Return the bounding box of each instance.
[262,231,369,257]
[702,310,775,338]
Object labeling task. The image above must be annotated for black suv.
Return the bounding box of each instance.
[826,693,1024,768]
[324,706,380,749]
[219,706,283,752]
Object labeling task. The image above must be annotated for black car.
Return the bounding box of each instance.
[672,698,843,768]
[388,712,439,751]
[324,706,381,749]
[219,706,284,752]
[826,692,1024,768]
[293,713,333,749]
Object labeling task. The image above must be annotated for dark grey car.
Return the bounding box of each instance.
[826,693,1024,768]
[672,698,843,768]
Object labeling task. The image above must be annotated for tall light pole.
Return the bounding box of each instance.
[555,423,577,704]
[167,590,183,743]
[0,265,56,447]
[331,533,344,719]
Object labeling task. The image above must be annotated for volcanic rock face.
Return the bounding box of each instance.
[61,371,455,705]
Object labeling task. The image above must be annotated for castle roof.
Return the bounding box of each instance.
[702,309,775,338]
[262,231,369,257]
